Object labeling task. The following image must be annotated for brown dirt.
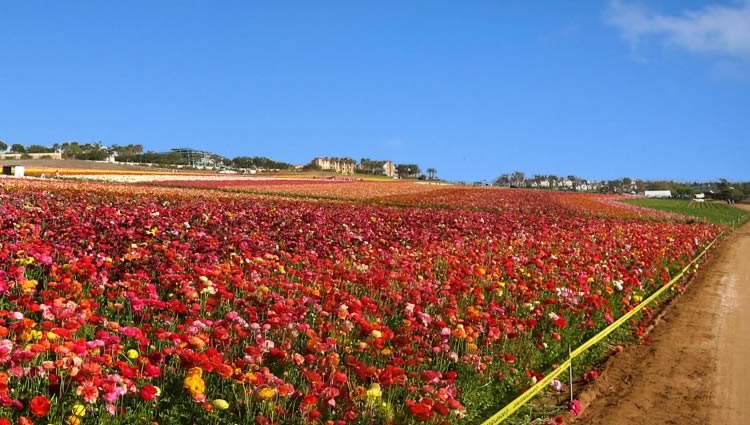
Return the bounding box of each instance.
[573,212,750,425]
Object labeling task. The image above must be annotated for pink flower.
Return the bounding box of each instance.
[568,399,582,417]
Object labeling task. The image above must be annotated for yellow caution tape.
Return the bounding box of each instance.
[481,232,723,424]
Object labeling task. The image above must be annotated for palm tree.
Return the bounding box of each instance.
[427,168,437,180]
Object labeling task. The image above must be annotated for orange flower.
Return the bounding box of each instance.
[217,363,233,378]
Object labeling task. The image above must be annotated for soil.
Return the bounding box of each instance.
[573,207,750,425]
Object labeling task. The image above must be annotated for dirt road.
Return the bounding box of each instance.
[574,212,750,425]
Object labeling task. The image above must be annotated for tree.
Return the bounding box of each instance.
[232,156,292,170]
[26,144,55,154]
[0,141,6,152]
[10,144,26,154]
[426,168,437,180]
[494,174,510,187]
[396,164,421,179]
[510,171,525,187]
[359,159,388,175]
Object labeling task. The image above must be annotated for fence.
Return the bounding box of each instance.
[481,231,724,425]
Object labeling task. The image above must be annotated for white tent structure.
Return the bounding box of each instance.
[644,190,672,198]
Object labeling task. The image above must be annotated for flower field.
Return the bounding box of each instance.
[0,179,720,424]
[150,179,446,201]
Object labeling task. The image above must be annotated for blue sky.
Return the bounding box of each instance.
[1,1,749,182]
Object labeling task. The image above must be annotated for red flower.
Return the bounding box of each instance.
[139,384,159,401]
[409,401,433,421]
[29,395,50,416]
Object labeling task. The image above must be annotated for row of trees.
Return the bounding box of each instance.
[2,140,436,178]
[359,158,389,175]
[396,164,421,179]
[493,171,750,201]
[230,156,293,170]
[494,172,596,188]
[0,141,121,161]
[0,141,292,170]
[0,141,57,154]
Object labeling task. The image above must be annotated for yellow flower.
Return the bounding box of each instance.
[22,279,38,293]
[366,383,382,400]
[126,349,139,360]
[72,403,86,417]
[67,415,81,425]
[212,399,230,410]
[183,373,206,396]
[256,387,276,401]
[370,329,382,339]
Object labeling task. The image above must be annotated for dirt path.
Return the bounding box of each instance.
[574,214,750,425]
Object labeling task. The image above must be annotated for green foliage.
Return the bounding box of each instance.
[359,158,390,175]
[26,144,56,154]
[60,141,110,160]
[110,144,144,161]
[232,156,292,170]
[302,162,322,171]
[625,198,750,226]
[396,164,421,178]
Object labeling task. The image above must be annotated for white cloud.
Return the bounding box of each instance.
[608,0,750,60]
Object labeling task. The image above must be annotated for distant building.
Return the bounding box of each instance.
[644,190,672,198]
[358,159,396,177]
[313,157,356,174]
[170,148,220,168]
[382,160,396,178]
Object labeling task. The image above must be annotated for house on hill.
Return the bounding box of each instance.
[358,159,396,177]
[312,157,356,174]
